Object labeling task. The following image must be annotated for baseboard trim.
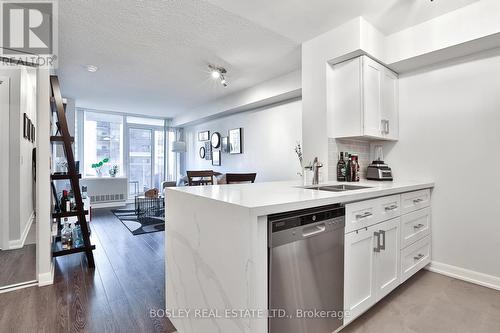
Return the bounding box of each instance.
[8,211,34,249]
[38,262,55,287]
[0,280,38,293]
[426,261,500,291]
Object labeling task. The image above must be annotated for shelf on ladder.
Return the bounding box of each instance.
[51,173,81,180]
[50,74,95,268]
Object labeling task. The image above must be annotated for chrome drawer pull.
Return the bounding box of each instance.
[379,230,386,251]
[374,232,381,252]
[356,212,372,219]
[413,198,424,204]
[385,205,398,211]
[413,253,425,260]
[413,223,425,230]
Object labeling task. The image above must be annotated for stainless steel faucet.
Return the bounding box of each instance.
[312,157,323,185]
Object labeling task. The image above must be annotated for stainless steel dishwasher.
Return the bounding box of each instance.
[268,204,345,333]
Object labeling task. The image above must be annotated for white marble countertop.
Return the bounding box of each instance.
[167,179,434,216]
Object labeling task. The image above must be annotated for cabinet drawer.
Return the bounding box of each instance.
[401,189,430,215]
[345,198,380,233]
[401,207,431,248]
[345,195,401,233]
[378,195,401,222]
[401,235,431,282]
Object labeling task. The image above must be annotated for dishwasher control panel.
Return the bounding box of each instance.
[268,204,345,248]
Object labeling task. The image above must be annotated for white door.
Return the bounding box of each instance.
[381,69,399,140]
[374,217,401,299]
[0,77,9,250]
[344,224,378,323]
[362,56,382,137]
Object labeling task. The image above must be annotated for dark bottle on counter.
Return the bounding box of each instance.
[346,154,352,182]
[336,152,346,181]
[351,154,360,182]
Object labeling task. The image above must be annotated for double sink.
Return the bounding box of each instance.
[305,184,372,192]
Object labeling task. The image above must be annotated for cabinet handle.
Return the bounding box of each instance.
[356,212,373,219]
[374,231,380,252]
[413,253,425,260]
[413,198,424,204]
[380,119,390,135]
[379,230,386,251]
[385,204,398,211]
[413,223,425,230]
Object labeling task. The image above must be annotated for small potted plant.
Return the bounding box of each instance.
[91,158,109,177]
[109,164,119,177]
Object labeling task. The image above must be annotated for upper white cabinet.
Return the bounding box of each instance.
[327,55,399,141]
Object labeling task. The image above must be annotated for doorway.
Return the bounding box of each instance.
[127,126,165,197]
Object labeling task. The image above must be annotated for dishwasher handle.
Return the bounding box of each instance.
[302,223,326,237]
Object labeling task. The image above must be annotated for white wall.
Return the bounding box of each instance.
[379,48,500,280]
[0,65,36,248]
[0,75,10,250]
[184,99,302,182]
[18,67,37,245]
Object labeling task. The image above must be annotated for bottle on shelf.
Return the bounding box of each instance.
[60,190,71,212]
[68,190,76,211]
[336,152,346,182]
[61,218,73,249]
[72,222,83,248]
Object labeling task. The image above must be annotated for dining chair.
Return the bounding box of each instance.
[225,173,257,184]
[187,170,215,186]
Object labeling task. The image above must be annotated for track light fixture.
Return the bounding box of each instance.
[208,64,228,87]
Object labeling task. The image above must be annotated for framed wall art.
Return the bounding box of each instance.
[31,123,35,143]
[198,131,210,141]
[204,141,212,160]
[27,119,32,141]
[23,113,28,139]
[211,132,221,149]
[228,128,242,154]
[221,136,229,153]
[212,150,221,166]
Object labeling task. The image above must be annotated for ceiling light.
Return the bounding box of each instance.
[85,64,98,72]
[220,76,228,87]
[211,70,221,79]
[208,64,229,87]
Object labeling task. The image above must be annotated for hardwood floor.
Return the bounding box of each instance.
[2,208,500,333]
[0,244,37,287]
[0,208,176,333]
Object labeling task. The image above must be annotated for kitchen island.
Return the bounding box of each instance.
[165,180,434,333]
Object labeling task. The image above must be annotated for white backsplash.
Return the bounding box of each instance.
[328,138,371,181]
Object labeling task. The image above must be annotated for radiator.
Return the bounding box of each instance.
[90,193,126,204]
[80,177,128,207]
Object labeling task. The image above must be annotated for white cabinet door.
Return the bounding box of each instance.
[362,57,382,138]
[381,69,399,140]
[344,224,378,323]
[328,57,363,138]
[374,217,401,300]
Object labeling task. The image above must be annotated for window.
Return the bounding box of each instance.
[77,109,178,190]
[83,112,124,177]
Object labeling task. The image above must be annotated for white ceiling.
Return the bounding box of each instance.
[205,0,480,42]
[58,0,479,118]
[58,0,300,117]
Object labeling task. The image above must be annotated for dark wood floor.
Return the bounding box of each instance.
[0,244,37,287]
[0,208,176,333]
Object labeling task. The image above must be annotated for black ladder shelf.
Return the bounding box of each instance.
[50,75,95,268]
